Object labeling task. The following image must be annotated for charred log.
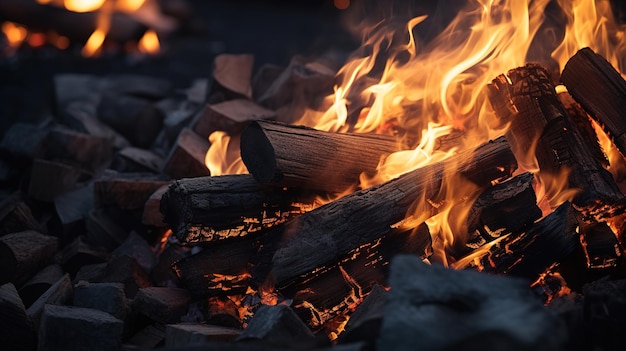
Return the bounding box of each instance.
[251,136,517,288]
[240,120,401,193]
[487,63,625,220]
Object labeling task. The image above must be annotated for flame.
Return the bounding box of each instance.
[138,29,160,54]
[205,131,248,176]
[115,0,146,12]
[64,0,105,12]
[2,22,28,50]
[80,0,113,57]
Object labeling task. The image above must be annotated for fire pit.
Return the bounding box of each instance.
[1,0,626,350]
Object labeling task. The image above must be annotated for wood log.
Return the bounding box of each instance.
[165,324,241,346]
[162,128,210,180]
[54,183,94,245]
[487,63,626,220]
[18,264,64,308]
[26,273,73,331]
[251,136,517,288]
[110,146,164,173]
[97,93,164,148]
[286,224,431,330]
[46,125,113,171]
[132,287,191,324]
[211,54,254,101]
[336,284,386,345]
[28,159,91,202]
[237,305,315,347]
[0,283,37,351]
[73,282,129,321]
[100,255,152,299]
[561,47,626,159]
[191,99,276,139]
[456,202,579,280]
[578,217,623,269]
[142,184,170,228]
[240,120,401,193]
[172,238,256,297]
[85,208,129,250]
[0,230,58,286]
[124,323,166,350]
[160,174,317,243]
[464,172,541,253]
[0,193,41,236]
[62,101,130,150]
[60,236,109,278]
[94,171,170,210]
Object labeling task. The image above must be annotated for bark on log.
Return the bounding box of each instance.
[487,63,625,220]
[240,120,401,193]
[160,174,318,243]
[457,202,579,280]
[561,47,626,159]
[252,136,517,288]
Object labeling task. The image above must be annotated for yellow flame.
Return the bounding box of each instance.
[2,22,28,49]
[64,0,105,12]
[116,0,146,13]
[205,131,248,176]
[138,29,160,54]
[80,0,113,57]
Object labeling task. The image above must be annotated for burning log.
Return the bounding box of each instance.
[252,136,517,288]
[285,224,431,330]
[240,120,401,193]
[464,172,542,252]
[458,202,579,280]
[160,174,317,243]
[561,47,626,159]
[172,238,256,297]
[577,217,623,269]
[488,63,626,220]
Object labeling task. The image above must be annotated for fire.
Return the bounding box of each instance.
[205,131,248,176]
[2,22,28,50]
[138,29,160,55]
[64,0,105,13]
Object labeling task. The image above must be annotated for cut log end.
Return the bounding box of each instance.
[240,122,279,183]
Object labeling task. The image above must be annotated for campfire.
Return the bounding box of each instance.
[1,0,626,350]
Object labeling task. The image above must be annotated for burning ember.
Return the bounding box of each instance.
[3,0,626,350]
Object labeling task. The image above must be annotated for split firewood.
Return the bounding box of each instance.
[162,128,211,180]
[0,283,36,351]
[18,264,64,308]
[38,305,124,351]
[211,54,254,101]
[191,99,276,138]
[73,282,129,321]
[487,63,626,220]
[97,93,164,148]
[142,184,170,228]
[165,324,241,346]
[28,159,91,202]
[0,193,41,236]
[54,183,94,244]
[26,273,73,330]
[252,136,517,288]
[46,125,114,171]
[379,255,567,351]
[252,64,284,101]
[124,324,166,350]
[577,217,623,269]
[132,287,191,324]
[464,172,541,253]
[457,202,579,280]
[561,47,626,159]
[160,174,318,243]
[237,304,316,347]
[60,236,109,278]
[94,171,170,210]
[110,146,164,173]
[100,255,152,299]
[240,120,401,193]
[62,101,130,150]
[0,230,58,286]
[336,284,386,346]
[85,208,129,250]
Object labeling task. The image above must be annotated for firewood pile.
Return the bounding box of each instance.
[2,2,626,350]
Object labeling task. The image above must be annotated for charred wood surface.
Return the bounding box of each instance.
[460,202,579,280]
[252,136,517,287]
[464,172,541,253]
[160,174,317,244]
[488,63,625,220]
[240,120,401,193]
[561,47,626,159]
[0,230,58,286]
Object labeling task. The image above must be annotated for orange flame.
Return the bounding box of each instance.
[64,0,105,12]
[2,22,28,50]
[205,131,248,176]
[138,29,160,55]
